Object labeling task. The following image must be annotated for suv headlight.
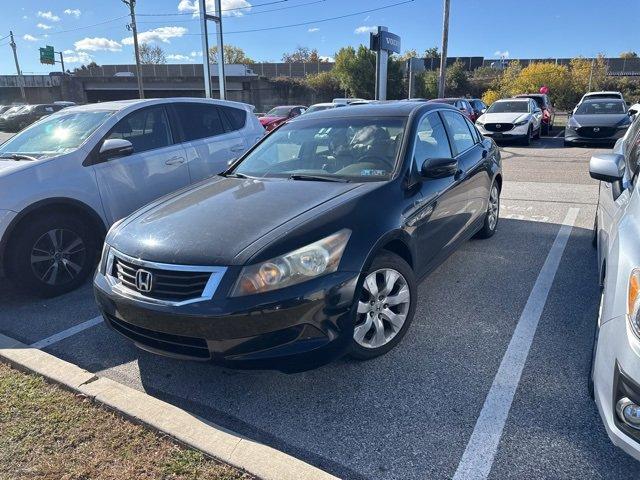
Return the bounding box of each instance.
[514,119,528,126]
[628,269,640,337]
[231,229,351,296]
[98,243,111,275]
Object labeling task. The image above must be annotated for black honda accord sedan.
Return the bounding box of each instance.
[93,102,502,372]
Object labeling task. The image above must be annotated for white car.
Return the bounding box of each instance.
[0,98,264,296]
[590,111,640,461]
[475,98,542,145]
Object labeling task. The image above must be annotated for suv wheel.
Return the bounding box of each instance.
[522,126,532,146]
[350,251,416,360]
[475,182,500,239]
[6,212,98,297]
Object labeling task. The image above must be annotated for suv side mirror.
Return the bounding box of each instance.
[589,153,625,183]
[99,138,133,161]
[421,157,459,178]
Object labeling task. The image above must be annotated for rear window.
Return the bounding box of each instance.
[173,103,226,141]
[220,106,247,131]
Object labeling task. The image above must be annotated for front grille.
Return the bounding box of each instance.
[484,123,514,132]
[106,314,211,359]
[113,257,213,302]
[577,126,616,138]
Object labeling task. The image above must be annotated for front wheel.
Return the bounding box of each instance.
[475,182,500,239]
[6,212,99,297]
[350,251,416,360]
[522,126,532,146]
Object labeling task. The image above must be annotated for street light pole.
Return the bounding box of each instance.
[199,0,212,97]
[9,31,26,101]
[214,0,226,100]
[123,0,144,99]
[199,0,227,100]
[437,0,450,98]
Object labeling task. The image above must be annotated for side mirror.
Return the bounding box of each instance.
[589,153,625,183]
[629,109,637,117]
[421,157,459,179]
[99,138,133,161]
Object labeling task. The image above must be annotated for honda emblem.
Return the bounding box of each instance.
[135,269,153,293]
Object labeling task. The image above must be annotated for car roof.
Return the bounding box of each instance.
[430,97,466,101]
[291,101,456,119]
[584,91,622,95]
[495,98,530,102]
[58,97,254,113]
[582,98,625,103]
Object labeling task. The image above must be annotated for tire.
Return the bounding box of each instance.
[5,212,99,297]
[475,181,500,239]
[350,251,417,360]
[592,214,598,248]
[522,126,532,146]
[534,125,541,139]
[588,293,603,399]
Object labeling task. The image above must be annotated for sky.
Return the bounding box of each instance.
[0,0,639,74]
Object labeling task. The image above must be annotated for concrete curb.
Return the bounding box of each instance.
[0,333,340,480]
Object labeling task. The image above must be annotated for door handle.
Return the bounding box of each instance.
[230,145,245,153]
[165,156,185,165]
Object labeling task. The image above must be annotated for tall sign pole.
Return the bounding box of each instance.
[123,0,144,99]
[9,31,26,101]
[199,0,226,100]
[214,0,226,100]
[369,27,400,101]
[437,0,450,98]
[199,0,212,97]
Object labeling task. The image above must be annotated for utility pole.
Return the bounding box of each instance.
[123,0,144,99]
[58,51,65,73]
[9,31,26,102]
[588,58,594,91]
[437,0,450,98]
[199,0,212,97]
[198,0,227,100]
[214,0,226,99]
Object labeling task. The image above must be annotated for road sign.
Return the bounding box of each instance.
[369,27,401,100]
[39,45,55,65]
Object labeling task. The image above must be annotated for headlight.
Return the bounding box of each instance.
[98,243,111,275]
[514,119,528,126]
[628,269,640,337]
[476,120,484,127]
[231,229,351,296]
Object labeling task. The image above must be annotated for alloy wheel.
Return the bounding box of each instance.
[30,229,86,286]
[354,268,411,349]
[488,185,499,231]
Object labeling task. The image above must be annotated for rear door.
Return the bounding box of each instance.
[170,102,246,182]
[92,105,190,224]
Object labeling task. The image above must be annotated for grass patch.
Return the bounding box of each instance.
[0,362,252,480]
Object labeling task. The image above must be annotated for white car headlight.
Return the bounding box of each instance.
[514,119,528,126]
[628,269,640,337]
[231,229,351,296]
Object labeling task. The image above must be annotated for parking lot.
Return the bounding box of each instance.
[2,128,640,479]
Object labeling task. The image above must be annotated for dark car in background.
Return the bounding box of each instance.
[514,93,555,134]
[428,98,477,121]
[0,105,28,130]
[469,99,488,120]
[93,102,502,372]
[259,105,307,132]
[2,103,67,132]
[565,99,631,146]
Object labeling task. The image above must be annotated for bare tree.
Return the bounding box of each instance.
[139,43,166,64]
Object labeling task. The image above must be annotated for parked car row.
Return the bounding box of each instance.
[0,102,76,132]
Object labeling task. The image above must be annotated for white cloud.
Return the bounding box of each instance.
[37,23,52,30]
[22,15,28,20]
[64,8,81,18]
[37,11,60,22]
[320,55,334,62]
[23,34,38,41]
[494,50,510,58]
[354,25,376,34]
[64,50,93,64]
[167,53,192,61]
[74,37,122,52]
[308,27,320,32]
[178,0,252,17]
[122,26,187,45]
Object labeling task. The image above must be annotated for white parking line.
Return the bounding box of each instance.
[30,315,103,349]
[452,207,579,480]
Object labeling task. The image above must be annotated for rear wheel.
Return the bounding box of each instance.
[6,212,98,297]
[350,251,416,360]
[475,182,500,239]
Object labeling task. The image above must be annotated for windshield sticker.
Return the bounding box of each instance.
[361,169,387,176]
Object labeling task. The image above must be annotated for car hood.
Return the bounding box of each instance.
[479,112,529,123]
[259,115,285,125]
[571,113,629,127]
[108,176,363,266]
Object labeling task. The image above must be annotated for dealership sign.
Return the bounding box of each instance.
[369,27,401,100]
[369,30,401,54]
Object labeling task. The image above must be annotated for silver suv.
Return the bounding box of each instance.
[0,98,264,296]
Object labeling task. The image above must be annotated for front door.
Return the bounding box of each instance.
[93,105,190,224]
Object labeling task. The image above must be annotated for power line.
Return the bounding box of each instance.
[138,0,290,16]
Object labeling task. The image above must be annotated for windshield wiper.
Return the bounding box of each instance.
[221,172,250,179]
[0,154,38,161]
[289,174,350,183]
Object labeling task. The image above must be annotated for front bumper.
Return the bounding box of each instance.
[94,267,360,372]
[594,314,640,461]
[477,123,529,140]
[564,127,627,145]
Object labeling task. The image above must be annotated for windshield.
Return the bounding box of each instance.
[233,116,406,181]
[3,106,26,116]
[0,110,114,156]
[519,96,544,108]
[576,101,626,115]
[266,107,292,117]
[486,101,529,114]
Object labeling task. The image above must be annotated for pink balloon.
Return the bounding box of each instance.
[539,86,549,94]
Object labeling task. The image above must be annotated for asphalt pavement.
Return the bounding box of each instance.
[2,132,640,479]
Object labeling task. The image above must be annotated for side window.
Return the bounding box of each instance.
[107,106,172,154]
[441,110,475,154]
[44,106,54,113]
[413,112,452,171]
[173,103,226,141]
[464,117,481,143]
[220,106,247,131]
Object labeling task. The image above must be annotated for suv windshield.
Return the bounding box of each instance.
[0,110,114,156]
[576,101,626,115]
[233,116,406,181]
[3,106,26,116]
[486,101,529,113]
[266,107,292,117]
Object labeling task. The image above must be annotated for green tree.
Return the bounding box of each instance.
[415,70,439,98]
[424,46,440,59]
[398,49,418,61]
[445,60,470,96]
[304,71,342,99]
[620,51,638,59]
[139,43,166,64]
[282,46,321,63]
[208,44,254,64]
